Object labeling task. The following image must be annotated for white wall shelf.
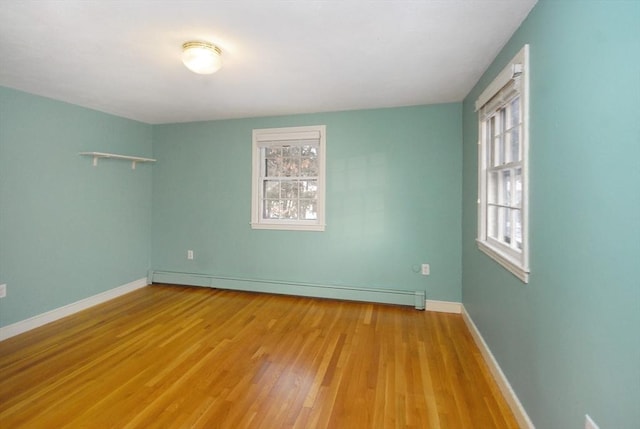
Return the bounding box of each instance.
[79,152,156,170]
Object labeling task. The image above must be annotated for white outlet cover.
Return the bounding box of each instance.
[421,264,430,275]
[0,284,6,298]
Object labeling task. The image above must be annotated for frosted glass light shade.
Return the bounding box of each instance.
[182,42,222,74]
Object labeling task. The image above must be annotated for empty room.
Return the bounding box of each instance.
[0,1,638,428]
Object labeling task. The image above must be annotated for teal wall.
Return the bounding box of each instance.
[0,87,153,327]
[461,1,640,428]
[152,104,462,302]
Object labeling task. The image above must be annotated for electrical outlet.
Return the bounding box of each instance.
[421,264,430,276]
[0,284,6,298]
[187,250,194,260]
[585,414,600,429]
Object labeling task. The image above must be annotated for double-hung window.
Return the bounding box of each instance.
[476,45,530,282]
[251,125,326,231]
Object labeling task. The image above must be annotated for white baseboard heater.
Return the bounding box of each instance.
[150,271,426,310]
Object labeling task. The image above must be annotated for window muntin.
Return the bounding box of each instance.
[251,126,326,231]
[476,45,529,282]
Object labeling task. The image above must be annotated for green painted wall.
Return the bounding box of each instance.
[0,87,153,327]
[152,104,462,302]
[461,1,640,428]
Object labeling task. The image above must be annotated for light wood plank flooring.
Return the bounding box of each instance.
[0,284,518,428]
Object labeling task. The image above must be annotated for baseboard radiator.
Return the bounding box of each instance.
[150,270,426,310]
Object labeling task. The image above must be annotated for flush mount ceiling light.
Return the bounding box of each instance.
[182,41,222,74]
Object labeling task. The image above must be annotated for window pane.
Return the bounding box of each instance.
[281,200,298,219]
[488,172,498,204]
[301,145,317,158]
[498,110,507,166]
[300,157,319,177]
[510,97,520,127]
[502,170,511,205]
[514,168,522,208]
[264,180,280,199]
[263,200,281,219]
[300,200,317,220]
[282,157,299,176]
[281,181,298,199]
[266,158,281,177]
[488,205,498,239]
[509,128,520,162]
[282,146,300,156]
[299,180,317,199]
[504,128,512,163]
[488,115,501,166]
[484,121,491,167]
[265,148,281,158]
[503,207,511,244]
[493,135,503,167]
[514,209,523,250]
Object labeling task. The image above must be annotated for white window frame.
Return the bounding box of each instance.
[251,125,326,231]
[476,45,530,283]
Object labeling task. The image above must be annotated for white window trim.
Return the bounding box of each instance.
[476,45,530,283]
[251,125,326,231]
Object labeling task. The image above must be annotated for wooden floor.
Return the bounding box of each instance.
[0,285,518,428]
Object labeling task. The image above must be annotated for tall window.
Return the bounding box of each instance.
[251,125,326,231]
[476,45,529,282]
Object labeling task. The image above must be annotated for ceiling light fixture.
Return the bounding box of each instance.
[181,41,222,75]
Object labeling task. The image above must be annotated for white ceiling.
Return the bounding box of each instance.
[0,0,536,124]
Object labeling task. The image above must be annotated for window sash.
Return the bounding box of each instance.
[258,142,319,222]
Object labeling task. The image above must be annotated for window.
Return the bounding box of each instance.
[251,125,326,231]
[476,45,530,282]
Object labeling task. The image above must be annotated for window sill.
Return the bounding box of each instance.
[476,240,529,283]
[251,222,325,232]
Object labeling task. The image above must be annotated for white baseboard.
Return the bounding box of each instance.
[0,277,148,341]
[462,306,535,429]
[425,299,463,313]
